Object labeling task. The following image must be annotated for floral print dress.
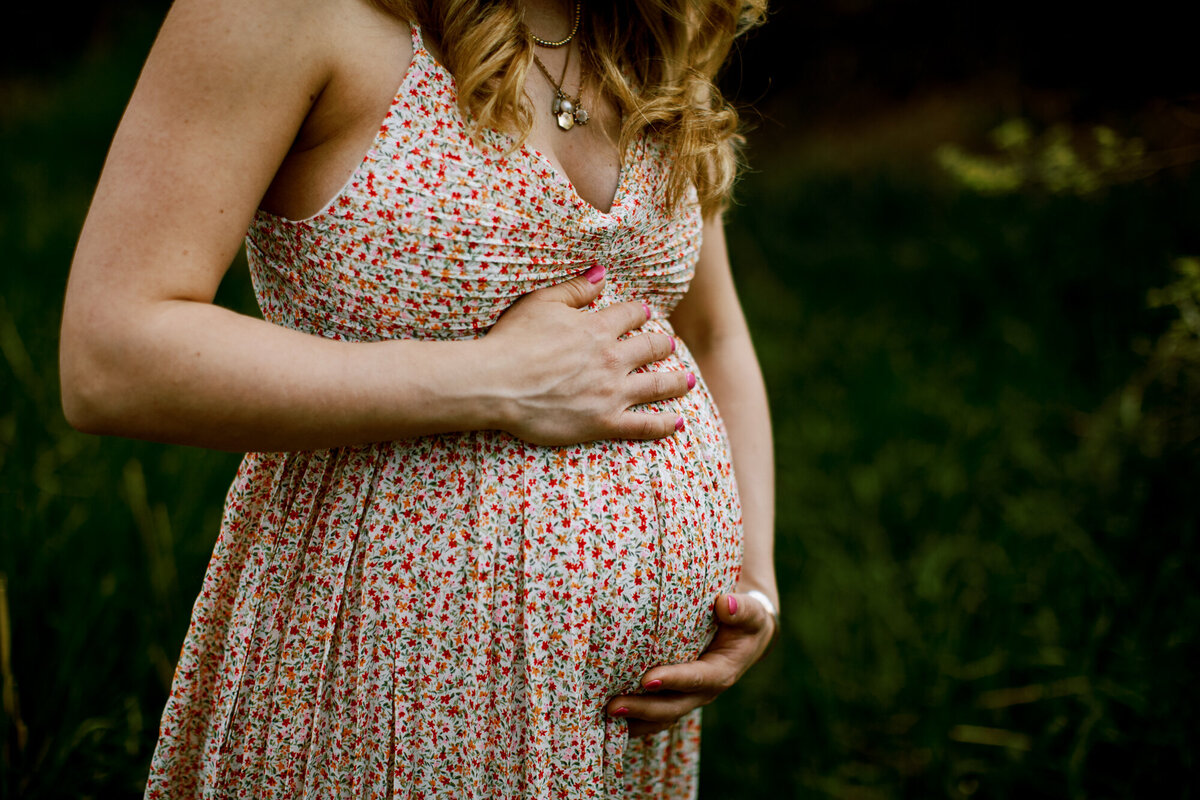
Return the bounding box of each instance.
[145,24,743,800]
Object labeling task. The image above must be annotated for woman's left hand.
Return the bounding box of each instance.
[605,592,777,737]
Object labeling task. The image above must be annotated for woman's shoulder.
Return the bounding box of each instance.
[153,0,412,94]
[80,0,420,247]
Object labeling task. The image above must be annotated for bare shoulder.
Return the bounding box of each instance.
[118,0,411,160]
[67,0,413,312]
[143,0,342,93]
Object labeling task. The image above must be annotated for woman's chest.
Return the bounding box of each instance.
[247,125,702,341]
[247,26,702,342]
[261,14,625,224]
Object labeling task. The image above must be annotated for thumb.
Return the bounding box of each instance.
[528,264,606,309]
[713,592,771,632]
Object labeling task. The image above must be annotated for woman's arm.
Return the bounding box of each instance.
[606,213,779,736]
[61,0,689,452]
[672,216,778,610]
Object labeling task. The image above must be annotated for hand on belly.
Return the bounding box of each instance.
[605,592,777,737]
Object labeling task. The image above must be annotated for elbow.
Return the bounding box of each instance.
[58,323,134,437]
[60,350,114,436]
[61,378,113,436]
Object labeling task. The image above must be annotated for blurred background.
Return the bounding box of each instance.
[2,1,1198,797]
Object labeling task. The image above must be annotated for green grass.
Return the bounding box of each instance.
[2,15,1199,800]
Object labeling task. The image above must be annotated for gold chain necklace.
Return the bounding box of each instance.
[531,46,590,131]
[527,1,582,48]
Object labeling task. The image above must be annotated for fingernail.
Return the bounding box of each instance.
[674,416,685,432]
[670,337,676,352]
[686,372,696,389]
[644,679,663,691]
[642,302,651,320]
[612,706,629,717]
[584,264,605,283]
[727,595,738,615]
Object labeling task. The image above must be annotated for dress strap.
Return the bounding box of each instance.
[409,22,426,58]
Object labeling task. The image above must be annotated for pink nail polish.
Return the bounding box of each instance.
[612,706,629,717]
[670,337,676,352]
[727,595,738,615]
[584,264,605,283]
[686,372,696,389]
[674,416,685,432]
[642,302,651,320]
[644,679,663,691]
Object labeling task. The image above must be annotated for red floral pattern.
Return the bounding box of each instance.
[145,24,742,799]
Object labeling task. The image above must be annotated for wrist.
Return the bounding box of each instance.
[743,588,781,661]
[736,575,779,613]
[743,588,777,620]
[377,336,513,437]
[464,335,517,433]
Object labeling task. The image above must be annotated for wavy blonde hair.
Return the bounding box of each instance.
[372,0,767,218]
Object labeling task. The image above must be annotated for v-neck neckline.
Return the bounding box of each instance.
[412,24,636,218]
[512,135,639,217]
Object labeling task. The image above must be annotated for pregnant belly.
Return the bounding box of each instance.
[514,379,744,696]
[365,365,744,704]
[208,350,741,744]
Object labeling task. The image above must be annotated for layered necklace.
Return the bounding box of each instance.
[527,2,589,131]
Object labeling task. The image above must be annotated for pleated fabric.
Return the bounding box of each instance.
[145,23,743,800]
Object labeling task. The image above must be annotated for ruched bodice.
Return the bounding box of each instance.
[147,24,740,800]
[245,35,701,344]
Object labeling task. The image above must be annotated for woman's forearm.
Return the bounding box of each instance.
[59,297,505,452]
[59,272,689,452]
[690,332,778,609]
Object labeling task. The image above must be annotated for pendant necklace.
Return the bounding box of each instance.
[531,47,589,131]
[527,2,589,131]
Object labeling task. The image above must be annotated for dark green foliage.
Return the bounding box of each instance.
[699,168,1200,797]
[2,16,1198,800]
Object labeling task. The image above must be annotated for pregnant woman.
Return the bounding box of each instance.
[60,0,778,796]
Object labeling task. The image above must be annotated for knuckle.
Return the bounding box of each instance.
[611,304,636,333]
[643,333,660,362]
[599,346,623,372]
[601,409,626,436]
[635,416,659,440]
[565,283,588,305]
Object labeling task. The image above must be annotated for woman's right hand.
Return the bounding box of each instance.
[483,265,695,445]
